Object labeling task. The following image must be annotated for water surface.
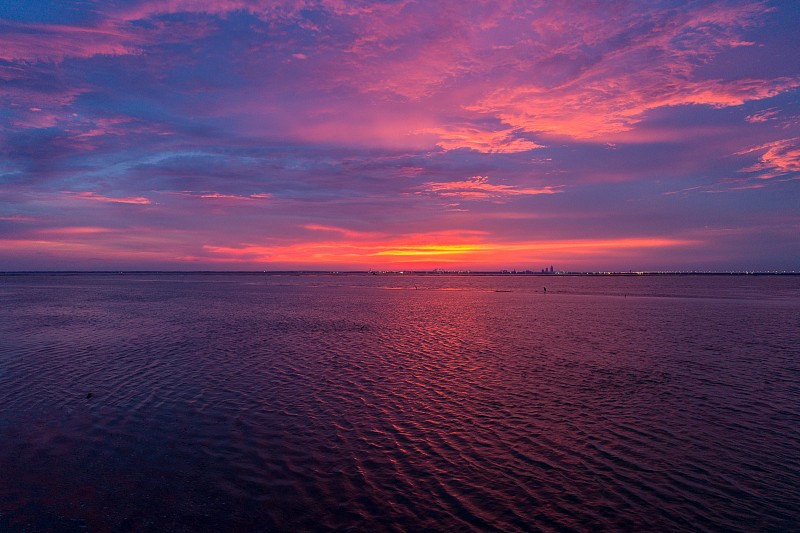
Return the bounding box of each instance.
[1,273,798,531]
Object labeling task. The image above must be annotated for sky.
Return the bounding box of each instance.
[1,0,799,271]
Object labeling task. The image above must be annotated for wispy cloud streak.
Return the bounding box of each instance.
[420,176,563,200]
[64,192,151,205]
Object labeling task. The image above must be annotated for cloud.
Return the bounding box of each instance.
[663,178,769,195]
[662,137,800,194]
[64,191,151,204]
[171,191,273,201]
[738,138,800,180]
[4,0,794,151]
[38,226,117,235]
[746,108,781,123]
[0,215,36,222]
[0,21,139,62]
[459,2,799,141]
[302,224,383,239]
[471,77,800,141]
[420,176,563,200]
[424,126,544,153]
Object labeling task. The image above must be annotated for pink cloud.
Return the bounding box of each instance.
[235,1,794,148]
[420,176,563,200]
[42,0,785,153]
[738,138,800,179]
[662,140,800,196]
[0,215,36,222]
[448,2,798,141]
[423,126,544,153]
[64,192,152,205]
[112,0,292,21]
[37,226,118,236]
[0,22,140,62]
[746,108,781,123]
[666,178,771,195]
[470,77,800,141]
[1,78,87,127]
[302,224,383,239]
[170,191,272,201]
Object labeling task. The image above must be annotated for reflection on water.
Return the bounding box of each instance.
[1,273,799,531]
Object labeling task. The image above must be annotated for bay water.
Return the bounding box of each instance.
[1,273,798,531]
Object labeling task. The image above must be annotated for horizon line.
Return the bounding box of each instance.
[2,270,798,276]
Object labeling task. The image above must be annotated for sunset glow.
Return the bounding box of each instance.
[1,1,798,271]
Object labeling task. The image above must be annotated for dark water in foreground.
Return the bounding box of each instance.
[1,273,799,532]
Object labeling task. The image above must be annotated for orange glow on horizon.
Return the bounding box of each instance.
[2,225,701,270]
[2,220,702,269]
[376,244,483,256]
[201,235,700,268]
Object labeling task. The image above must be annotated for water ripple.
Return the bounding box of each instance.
[1,273,799,531]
